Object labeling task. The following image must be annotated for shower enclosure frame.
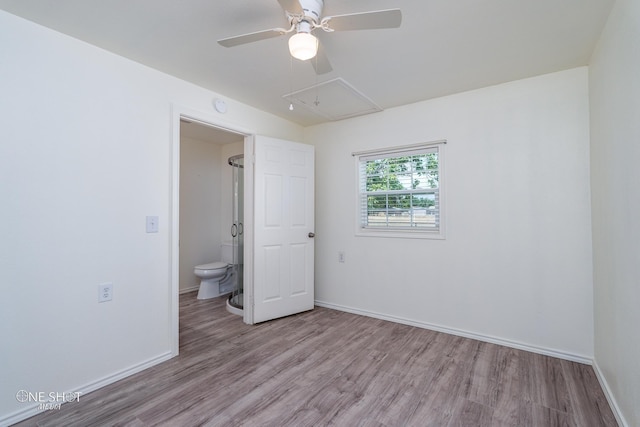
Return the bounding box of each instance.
[227,154,244,313]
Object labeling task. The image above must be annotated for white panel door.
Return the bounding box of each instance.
[253,135,314,323]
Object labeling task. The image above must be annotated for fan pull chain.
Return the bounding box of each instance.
[289,54,294,111]
[314,40,320,107]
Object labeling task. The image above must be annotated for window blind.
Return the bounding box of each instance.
[357,144,442,232]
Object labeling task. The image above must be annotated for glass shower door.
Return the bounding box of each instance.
[229,155,244,309]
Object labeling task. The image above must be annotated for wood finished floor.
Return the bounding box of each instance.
[15,292,617,427]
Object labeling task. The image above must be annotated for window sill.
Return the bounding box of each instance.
[355,228,445,240]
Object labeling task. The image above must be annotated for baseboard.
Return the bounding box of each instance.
[1,351,174,427]
[314,300,593,365]
[593,360,628,427]
[179,285,199,294]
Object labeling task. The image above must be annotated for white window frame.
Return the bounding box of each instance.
[353,140,446,240]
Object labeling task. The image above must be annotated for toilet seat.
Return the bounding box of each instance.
[195,261,228,271]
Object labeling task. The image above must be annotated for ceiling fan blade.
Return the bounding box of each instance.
[311,41,332,74]
[277,0,303,14]
[323,9,402,32]
[218,28,285,48]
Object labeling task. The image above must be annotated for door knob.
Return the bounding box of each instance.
[308,232,315,238]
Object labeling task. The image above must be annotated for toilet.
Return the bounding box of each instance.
[194,243,234,300]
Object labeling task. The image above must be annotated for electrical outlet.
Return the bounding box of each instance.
[338,251,345,263]
[99,283,113,302]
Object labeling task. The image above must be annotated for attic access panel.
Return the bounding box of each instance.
[283,78,382,121]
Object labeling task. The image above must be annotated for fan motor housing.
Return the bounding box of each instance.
[299,0,324,23]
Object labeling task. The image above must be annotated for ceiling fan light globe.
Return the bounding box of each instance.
[289,32,318,60]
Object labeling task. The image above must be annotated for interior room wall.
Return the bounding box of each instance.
[0,10,302,424]
[179,136,222,293]
[589,0,640,425]
[305,67,594,361]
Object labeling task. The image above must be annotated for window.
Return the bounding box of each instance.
[354,141,445,239]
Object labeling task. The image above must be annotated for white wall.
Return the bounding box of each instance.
[589,0,640,425]
[0,10,302,423]
[305,68,594,360]
[179,137,222,292]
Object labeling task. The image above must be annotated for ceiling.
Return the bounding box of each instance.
[0,0,614,127]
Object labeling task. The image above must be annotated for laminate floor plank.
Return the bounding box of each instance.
[560,359,619,427]
[13,292,617,427]
[525,351,573,414]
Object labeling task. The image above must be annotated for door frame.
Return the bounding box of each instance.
[170,104,255,356]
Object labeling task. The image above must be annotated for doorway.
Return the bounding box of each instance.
[179,120,244,296]
[170,107,316,356]
[171,106,252,356]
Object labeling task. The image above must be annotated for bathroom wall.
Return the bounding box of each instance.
[178,136,244,295]
[179,136,223,293]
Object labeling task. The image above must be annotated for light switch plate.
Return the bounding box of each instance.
[146,216,159,233]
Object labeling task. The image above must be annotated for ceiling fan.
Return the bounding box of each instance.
[217,0,402,75]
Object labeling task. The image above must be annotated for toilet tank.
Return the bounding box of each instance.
[221,242,234,264]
